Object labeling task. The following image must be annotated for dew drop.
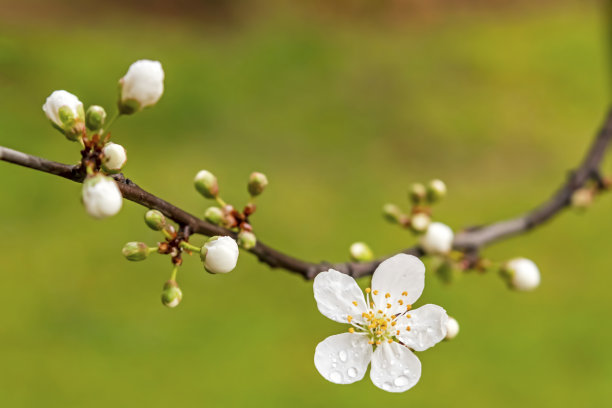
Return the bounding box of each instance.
[339,350,348,362]
[329,371,342,383]
[394,376,410,387]
[347,367,357,378]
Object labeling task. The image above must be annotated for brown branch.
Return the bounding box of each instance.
[2,108,611,280]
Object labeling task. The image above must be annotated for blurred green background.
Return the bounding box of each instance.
[1,0,611,406]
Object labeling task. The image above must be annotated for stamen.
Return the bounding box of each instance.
[396,330,400,335]
[347,315,353,323]
[368,340,374,345]
[386,303,392,309]
[387,339,393,344]
[352,301,358,307]
[348,328,355,333]
[373,290,379,295]
[391,321,397,326]
[406,304,412,311]
[376,340,382,345]
[376,331,382,336]
[377,310,383,314]
[370,302,374,308]
[406,326,411,331]
[406,314,411,319]
[398,299,404,305]
[365,288,371,293]
[385,293,391,298]
[401,291,408,296]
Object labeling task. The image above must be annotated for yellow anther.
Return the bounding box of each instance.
[385,293,391,298]
[347,315,353,323]
[406,304,412,311]
[388,339,393,344]
[365,288,371,293]
[386,303,392,309]
[391,321,397,326]
[373,290,379,295]
[406,326,411,331]
[401,291,408,296]
[376,331,382,336]
[368,324,376,329]
[362,312,367,318]
[406,314,411,319]
[398,299,404,305]
[368,340,374,345]
[376,340,382,345]
[377,310,383,314]
[348,328,355,333]
[370,302,374,308]
[352,301,358,306]
[396,330,400,336]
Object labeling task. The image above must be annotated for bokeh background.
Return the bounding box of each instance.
[1,0,611,406]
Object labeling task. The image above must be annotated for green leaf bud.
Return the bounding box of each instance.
[144,209,166,230]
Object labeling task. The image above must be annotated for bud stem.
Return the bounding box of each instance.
[100,110,120,136]
[148,247,158,254]
[162,228,174,240]
[179,242,201,252]
[215,196,227,207]
[170,265,179,282]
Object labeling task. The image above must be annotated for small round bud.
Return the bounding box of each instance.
[571,188,593,209]
[445,317,459,340]
[101,143,127,174]
[42,90,85,141]
[200,236,239,274]
[194,170,219,199]
[122,241,149,261]
[85,105,107,131]
[349,242,374,262]
[144,209,166,230]
[409,212,431,233]
[419,222,454,255]
[161,280,182,308]
[118,60,164,114]
[426,179,447,203]
[204,206,224,225]
[237,230,257,250]
[409,183,427,205]
[502,258,541,291]
[82,174,123,219]
[247,172,268,197]
[382,203,403,224]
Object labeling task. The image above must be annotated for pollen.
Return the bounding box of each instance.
[348,328,355,333]
[406,326,411,331]
[373,290,379,295]
[370,302,374,308]
[388,339,393,344]
[401,291,408,296]
[398,299,404,305]
[391,321,397,326]
[376,331,382,336]
[406,304,412,311]
[352,301,358,306]
[347,315,353,323]
[406,314,411,319]
[365,288,371,293]
[385,293,391,298]
[376,340,382,345]
[377,310,383,314]
[386,303,392,309]
[396,330,400,335]
[368,340,374,345]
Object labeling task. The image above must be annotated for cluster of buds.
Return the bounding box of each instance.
[195,170,268,251]
[122,209,240,308]
[42,60,164,219]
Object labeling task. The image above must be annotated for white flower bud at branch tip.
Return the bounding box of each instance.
[427,179,447,203]
[42,90,85,141]
[194,170,219,199]
[409,212,431,233]
[118,60,164,114]
[247,172,268,197]
[503,258,541,291]
[81,174,123,219]
[419,222,454,255]
[445,317,459,340]
[144,209,166,230]
[85,105,106,131]
[237,230,257,250]
[101,143,127,174]
[201,236,239,274]
[161,280,182,308]
[349,242,373,262]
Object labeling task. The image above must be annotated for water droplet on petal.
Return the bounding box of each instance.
[329,371,342,383]
[338,350,347,362]
[347,367,357,378]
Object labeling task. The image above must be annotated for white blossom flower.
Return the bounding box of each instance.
[313,254,448,393]
[505,258,540,291]
[201,236,239,274]
[81,174,123,219]
[419,222,454,255]
[42,90,85,140]
[101,143,127,173]
[445,316,459,340]
[118,60,164,114]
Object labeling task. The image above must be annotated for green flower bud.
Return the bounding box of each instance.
[144,209,166,230]
[382,203,403,224]
[85,105,107,131]
[194,170,219,199]
[349,242,373,262]
[237,230,257,250]
[426,179,447,203]
[247,172,268,197]
[409,213,431,233]
[204,206,224,225]
[122,241,150,261]
[161,280,182,308]
[409,183,427,205]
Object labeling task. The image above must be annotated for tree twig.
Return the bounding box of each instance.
[2,108,611,280]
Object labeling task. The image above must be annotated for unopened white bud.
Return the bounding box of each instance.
[427,179,447,203]
[419,222,454,254]
[101,143,127,173]
[194,170,219,199]
[349,242,373,262]
[445,316,459,340]
[118,60,164,114]
[409,212,431,233]
[81,174,123,219]
[161,280,182,308]
[42,90,85,141]
[503,258,541,291]
[200,236,239,274]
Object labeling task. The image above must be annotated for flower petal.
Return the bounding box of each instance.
[370,341,421,392]
[396,304,448,351]
[314,333,372,384]
[314,269,367,323]
[371,254,425,315]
